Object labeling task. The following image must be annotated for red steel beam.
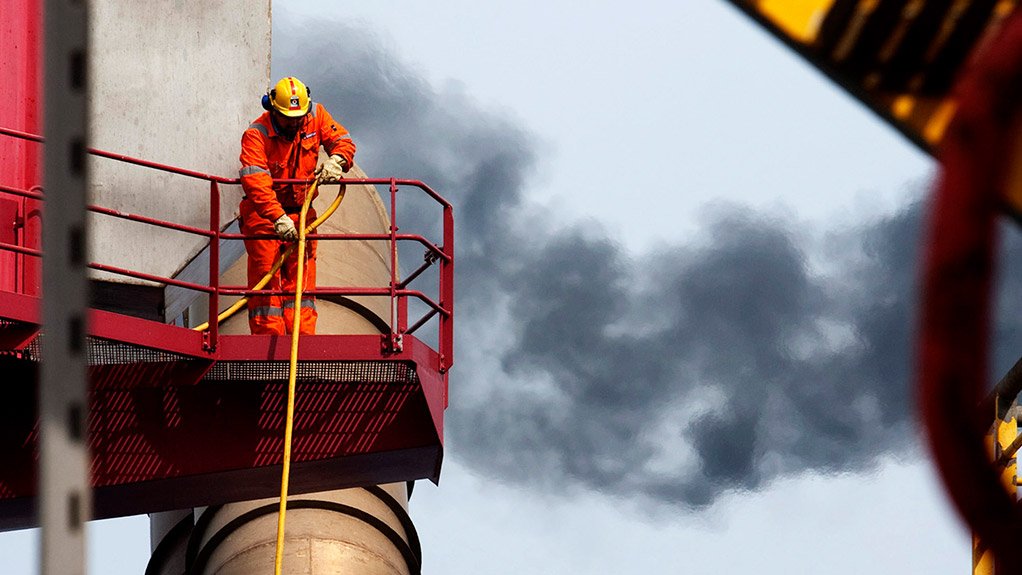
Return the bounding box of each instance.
[918,10,1022,568]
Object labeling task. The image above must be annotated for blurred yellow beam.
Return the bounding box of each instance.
[974,408,1018,574]
[724,0,1022,155]
[752,0,836,41]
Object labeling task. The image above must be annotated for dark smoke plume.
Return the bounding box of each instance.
[274,15,1022,508]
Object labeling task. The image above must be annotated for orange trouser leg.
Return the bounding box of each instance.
[241,207,286,335]
[240,209,317,335]
[281,237,317,335]
[244,237,286,335]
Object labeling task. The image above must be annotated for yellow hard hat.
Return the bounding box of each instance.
[265,76,311,117]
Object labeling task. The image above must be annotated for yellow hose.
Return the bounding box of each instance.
[273,179,317,575]
[192,180,347,331]
[187,179,348,573]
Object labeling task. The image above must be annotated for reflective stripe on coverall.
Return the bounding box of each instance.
[238,101,356,334]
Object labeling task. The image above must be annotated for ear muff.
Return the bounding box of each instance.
[261,92,272,111]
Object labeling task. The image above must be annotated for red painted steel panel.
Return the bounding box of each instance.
[0,199,18,292]
[410,337,447,441]
[0,289,39,324]
[0,290,213,357]
[0,321,37,350]
[216,333,426,361]
[0,290,448,376]
[89,307,212,358]
[0,354,441,530]
[0,0,41,295]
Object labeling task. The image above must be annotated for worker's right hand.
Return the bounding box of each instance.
[273,214,299,241]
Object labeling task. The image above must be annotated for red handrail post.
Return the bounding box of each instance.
[397,294,408,335]
[394,185,408,336]
[440,203,454,380]
[387,178,402,353]
[206,181,220,352]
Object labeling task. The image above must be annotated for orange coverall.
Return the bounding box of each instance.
[238,102,356,335]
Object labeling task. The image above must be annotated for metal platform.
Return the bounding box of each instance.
[0,126,454,531]
[0,294,448,530]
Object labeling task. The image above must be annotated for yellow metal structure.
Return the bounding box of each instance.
[725,0,1022,153]
[973,404,1018,574]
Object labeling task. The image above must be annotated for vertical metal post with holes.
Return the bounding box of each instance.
[40,1,91,574]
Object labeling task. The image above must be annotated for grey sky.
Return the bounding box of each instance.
[2,1,989,573]
[317,1,935,242]
[272,2,974,572]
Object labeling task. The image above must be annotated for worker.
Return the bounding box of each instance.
[238,76,356,335]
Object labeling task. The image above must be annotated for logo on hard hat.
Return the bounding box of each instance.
[289,96,300,109]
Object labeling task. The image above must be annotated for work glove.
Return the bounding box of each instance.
[273,214,299,241]
[315,154,347,183]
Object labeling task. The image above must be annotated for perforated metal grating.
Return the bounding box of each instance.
[205,360,418,384]
[22,335,193,365]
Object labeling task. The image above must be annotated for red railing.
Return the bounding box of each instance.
[0,125,454,372]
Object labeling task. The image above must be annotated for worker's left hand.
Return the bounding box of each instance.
[315,154,347,183]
